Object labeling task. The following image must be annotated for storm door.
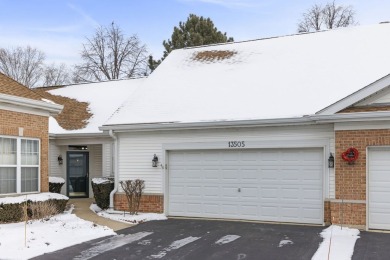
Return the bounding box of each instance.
[67,152,89,198]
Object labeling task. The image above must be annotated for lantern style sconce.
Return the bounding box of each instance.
[152,154,159,167]
[58,155,63,165]
[328,153,334,168]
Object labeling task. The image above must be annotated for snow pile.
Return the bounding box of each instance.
[0,192,68,204]
[49,176,65,184]
[0,210,116,259]
[215,235,241,245]
[92,177,113,184]
[312,225,360,260]
[90,203,167,224]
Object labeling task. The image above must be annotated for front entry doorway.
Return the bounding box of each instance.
[67,152,89,198]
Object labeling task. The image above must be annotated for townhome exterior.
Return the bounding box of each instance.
[100,23,390,230]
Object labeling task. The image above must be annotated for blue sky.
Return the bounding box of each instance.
[0,0,389,66]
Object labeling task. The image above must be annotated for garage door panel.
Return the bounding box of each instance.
[168,148,323,224]
[369,149,390,229]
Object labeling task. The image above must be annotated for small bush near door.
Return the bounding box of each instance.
[91,178,114,210]
[120,179,145,215]
[49,177,66,194]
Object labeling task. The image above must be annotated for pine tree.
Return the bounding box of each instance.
[149,14,233,72]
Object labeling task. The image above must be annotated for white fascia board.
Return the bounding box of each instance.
[100,111,390,132]
[0,93,63,116]
[317,73,390,115]
[99,117,317,132]
[49,132,108,139]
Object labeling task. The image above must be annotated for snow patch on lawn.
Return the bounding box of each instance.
[312,225,360,260]
[0,212,116,259]
[90,203,167,224]
[215,235,241,245]
[149,236,201,258]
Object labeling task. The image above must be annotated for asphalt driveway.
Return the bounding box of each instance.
[33,218,324,260]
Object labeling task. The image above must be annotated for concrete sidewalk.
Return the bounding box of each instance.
[69,198,133,231]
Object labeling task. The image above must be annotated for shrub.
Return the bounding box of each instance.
[120,179,145,215]
[91,178,114,210]
[0,203,24,223]
[0,193,69,223]
[49,177,65,194]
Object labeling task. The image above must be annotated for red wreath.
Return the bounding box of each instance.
[341,147,359,164]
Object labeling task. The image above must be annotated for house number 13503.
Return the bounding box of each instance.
[228,141,245,148]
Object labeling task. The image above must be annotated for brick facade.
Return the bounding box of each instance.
[114,193,164,213]
[332,129,390,227]
[0,109,49,192]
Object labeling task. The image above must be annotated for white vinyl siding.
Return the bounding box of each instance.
[168,148,323,224]
[89,144,103,198]
[368,147,390,230]
[102,143,113,177]
[117,124,333,195]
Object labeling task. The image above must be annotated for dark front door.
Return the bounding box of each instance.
[67,152,89,198]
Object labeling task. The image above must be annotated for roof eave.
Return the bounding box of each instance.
[101,111,390,132]
[0,93,63,115]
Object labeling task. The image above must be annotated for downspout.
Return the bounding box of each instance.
[108,130,118,209]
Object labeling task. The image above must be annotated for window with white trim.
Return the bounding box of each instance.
[0,137,40,194]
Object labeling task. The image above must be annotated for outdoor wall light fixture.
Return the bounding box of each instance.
[328,153,334,168]
[152,154,159,167]
[58,155,63,165]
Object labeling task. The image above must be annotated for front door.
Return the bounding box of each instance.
[67,152,89,198]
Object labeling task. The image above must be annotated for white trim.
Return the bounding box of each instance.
[0,93,63,116]
[317,74,390,115]
[335,121,390,131]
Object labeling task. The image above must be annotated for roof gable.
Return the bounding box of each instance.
[35,78,146,134]
[105,23,390,126]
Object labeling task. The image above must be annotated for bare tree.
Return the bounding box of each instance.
[42,63,71,86]
[298,1,357,33]
[74,23,149,83]
[0,46,45,88]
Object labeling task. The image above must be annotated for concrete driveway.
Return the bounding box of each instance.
[34,218,324,260]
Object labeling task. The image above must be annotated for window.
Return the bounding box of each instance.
[0,137,40,195]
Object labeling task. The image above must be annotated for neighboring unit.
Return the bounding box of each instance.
[0,73,62,195]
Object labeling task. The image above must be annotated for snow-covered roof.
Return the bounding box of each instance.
[105,24,390,126]
[36,78,146,134]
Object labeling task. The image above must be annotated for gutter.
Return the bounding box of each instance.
[99,111,390,132]
[108,130,119,209]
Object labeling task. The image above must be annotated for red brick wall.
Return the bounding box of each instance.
[333,129,390,227]
[0,109,49,192]
[114,193,164,213]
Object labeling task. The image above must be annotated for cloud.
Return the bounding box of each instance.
[67,3,100,28]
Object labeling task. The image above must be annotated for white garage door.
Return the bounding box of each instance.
[368,148,390,230]
[168,148,324,224]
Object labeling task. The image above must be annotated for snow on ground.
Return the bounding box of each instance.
[90,203,167,224]
[312,225,360,260]
[278,239,293,247]
[149,236,201,259]
[215,235,241,245]
[0,205,116,260]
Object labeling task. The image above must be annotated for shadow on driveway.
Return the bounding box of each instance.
[33,218,324,260]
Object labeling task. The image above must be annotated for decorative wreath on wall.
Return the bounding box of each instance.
[341,147,359,164]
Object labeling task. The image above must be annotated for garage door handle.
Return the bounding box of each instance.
[238,188,241,192]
